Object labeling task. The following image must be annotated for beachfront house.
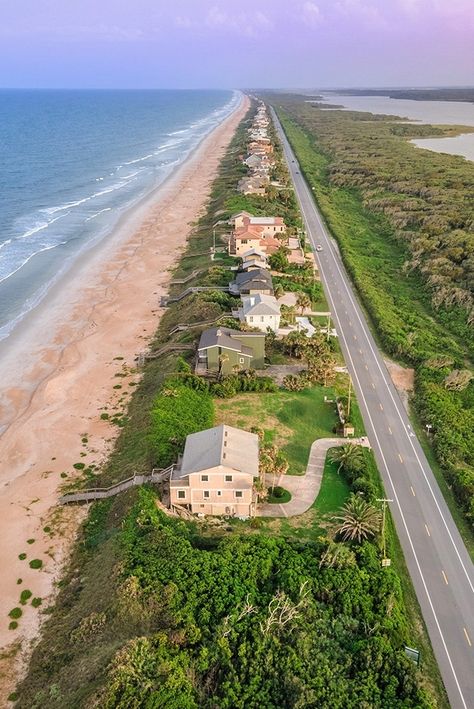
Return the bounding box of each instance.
[195,326,265,375]
[230,269,274,296]
[169,425,259,517]
[235,294,281,333]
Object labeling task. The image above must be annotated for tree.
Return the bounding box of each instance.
[217,353,229,380]
[333,494,381,543]
[274,282,285,299]
[329,445,365,475]
[268,246,290,272]
[296,291,311,314]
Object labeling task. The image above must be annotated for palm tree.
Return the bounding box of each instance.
[217,353,229,380]
[329,444,364,474]
[295,291,311,315]
[333,495,381,543]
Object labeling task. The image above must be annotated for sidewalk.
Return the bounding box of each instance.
[258,436,370,518]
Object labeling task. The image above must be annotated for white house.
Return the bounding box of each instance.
[235,294,281,332]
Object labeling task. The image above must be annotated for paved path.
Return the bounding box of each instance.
[271,106,474,709]
[258,437,369,517]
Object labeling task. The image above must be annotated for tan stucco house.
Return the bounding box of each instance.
[169,425,259,517]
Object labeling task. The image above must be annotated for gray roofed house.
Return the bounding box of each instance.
[169,425,259,517]
[230,268,274,296]
[235,294,281,333]
[196,326,266,374]
[176,424,259,479]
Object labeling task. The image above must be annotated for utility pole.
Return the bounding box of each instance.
[326,313,331,342]
[377,498,393,565]
[347,375,352,418]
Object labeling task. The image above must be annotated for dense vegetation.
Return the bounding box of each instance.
[11,101,444,708]
[266,94,474,530]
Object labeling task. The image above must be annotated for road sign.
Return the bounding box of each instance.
[404,646,421,666]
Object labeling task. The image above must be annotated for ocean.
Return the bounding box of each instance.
[0,89,239,340]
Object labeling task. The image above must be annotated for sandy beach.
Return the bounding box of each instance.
[0,94,249,695]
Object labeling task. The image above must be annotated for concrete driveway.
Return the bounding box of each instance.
[258,436,370,517]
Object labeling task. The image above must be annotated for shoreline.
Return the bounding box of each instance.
[0,92,249,697]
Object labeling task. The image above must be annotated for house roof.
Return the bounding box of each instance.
[248,216,283,226]
[241,247,267,260]
[235,269,273,286]
[175,425,259,479]
[231,210,253,221]
[241,294,281,316]
[198,327,253,356]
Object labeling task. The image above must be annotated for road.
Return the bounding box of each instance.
[271,107,474,709]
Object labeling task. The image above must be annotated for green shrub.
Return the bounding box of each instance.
[20,590,32,605]
[8,622,18,631]
[18,553,26,560]
[31,597,42,608]
[150,382,214,467]
[29,559,43,570]
[27,538,35,544]
[9,607,22,619]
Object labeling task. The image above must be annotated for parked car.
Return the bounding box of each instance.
[316,245,323,252]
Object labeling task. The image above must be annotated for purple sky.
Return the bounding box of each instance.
[1,0,473,88]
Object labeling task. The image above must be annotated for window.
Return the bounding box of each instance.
[201,474,209,482]
[225,475,233,482]
[260,316,264,322]
[239,357,245,364]
[177,490,186,500]
[249,316,254,322]
[203,490,210,499]
[217,490,222,497]
[235,491,243,498]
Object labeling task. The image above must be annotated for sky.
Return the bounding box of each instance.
[0,0,473,89]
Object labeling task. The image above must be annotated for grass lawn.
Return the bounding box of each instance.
[215,385,340,475]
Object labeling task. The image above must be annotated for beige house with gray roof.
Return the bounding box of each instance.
[169,425,259,517]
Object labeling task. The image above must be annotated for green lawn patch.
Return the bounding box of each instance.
[267,486,292,504]
[215,385,340,475]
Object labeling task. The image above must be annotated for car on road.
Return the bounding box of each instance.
[316,245,323,252]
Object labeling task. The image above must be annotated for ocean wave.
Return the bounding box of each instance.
[17,212,70,239]
[0,239,12,252]
[168,128,189,136]
[85,208,112,222]
[0,242,66,285]
[122,153,155,166]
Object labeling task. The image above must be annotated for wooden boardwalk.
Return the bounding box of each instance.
[59,465,174,504]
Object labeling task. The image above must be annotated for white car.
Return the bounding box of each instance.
[316,245,323,252]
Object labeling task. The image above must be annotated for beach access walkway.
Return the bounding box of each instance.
[258,436,370,518]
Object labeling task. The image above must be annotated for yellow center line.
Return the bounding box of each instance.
[398,453,403,463]
[371,382,375,389]
[442,570,449,585]
[410,486,416,497]
[365,364,368,370]
[388,427,392,435]
[353,334,357,340]
[425,524,430,537]
[379,403,383,411]
[464,627,472,647]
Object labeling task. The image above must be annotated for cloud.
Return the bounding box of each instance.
[302,2,323,27]
[204,5,273,37]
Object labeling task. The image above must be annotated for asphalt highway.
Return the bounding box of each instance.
[271,107,474,709]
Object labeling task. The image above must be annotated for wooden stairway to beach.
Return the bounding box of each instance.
[59,465,174,504]
[161,285,229,307]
